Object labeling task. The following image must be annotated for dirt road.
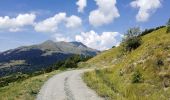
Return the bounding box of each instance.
[36,69,103,100]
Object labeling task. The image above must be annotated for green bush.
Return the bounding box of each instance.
[0,73,29,87]
[132,70,143,83]
[112,46,116,48]
[63,59,78,68]
[156,59,164,67]
[50,55,93,69]
[124,37,141,51]
[166,26,170,33]
[123,27,142,51]
[166,18,170,33]
[44,66,53,73]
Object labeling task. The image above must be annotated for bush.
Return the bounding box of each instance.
[112,46,116,48]
[124,37,141,51]
[63,59,78,68]
[157,59,164,67]
[166,26,170,33]
[132,70,143,83]
[123,27,142,51]
[0,73,29,87]
[44,66,53,73]
[51,55,93,69]
[166,18,170,33]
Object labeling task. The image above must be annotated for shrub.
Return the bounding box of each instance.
[166,26,170,33]
[123,27,142,51]
[0,73,29,87]
[112,46,116,48]
[44,66,53,73]
[166,18,170,33]
[132,70,143,83]
[124,37,141,51]
[63,59,78,68]
[51,55,92,69]
[157,59,164,67]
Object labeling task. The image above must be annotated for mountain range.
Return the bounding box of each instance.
[0,40,100,76]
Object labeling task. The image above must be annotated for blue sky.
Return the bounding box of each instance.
[0,0,170,51]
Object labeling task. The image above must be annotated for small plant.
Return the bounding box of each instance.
[132,70,143,83]
[30,89,38,95]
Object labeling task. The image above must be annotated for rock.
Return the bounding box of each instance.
[163,78,170,88]
[168,54,170,57]
[159,72,170,88]
[159,72,170,78]
[166,58,170,63]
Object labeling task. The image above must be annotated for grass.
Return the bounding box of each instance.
[0,70,60,100]
[83,27,170,100]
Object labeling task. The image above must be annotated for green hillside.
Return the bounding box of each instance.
[0,70,60,100]
[83,27,170,100]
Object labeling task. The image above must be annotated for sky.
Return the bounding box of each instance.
[0,0,170,51]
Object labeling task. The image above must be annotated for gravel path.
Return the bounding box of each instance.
[36,69,104,100]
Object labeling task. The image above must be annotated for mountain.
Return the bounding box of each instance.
[83,27,170,99]
[0,40,99,76]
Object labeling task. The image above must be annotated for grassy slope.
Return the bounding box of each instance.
[83,27,170,100]
[0,70,60,100]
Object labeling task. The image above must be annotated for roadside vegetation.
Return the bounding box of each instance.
[0,54,91,87]
[46,55,92,72]
[0,70,60,100]
[83,25,170,99]
[122,27,142,52]
[0,54,92,99]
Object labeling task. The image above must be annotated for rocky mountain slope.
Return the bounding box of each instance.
[0,40,99,76]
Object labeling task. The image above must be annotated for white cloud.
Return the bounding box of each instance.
[130,0,161,22]
[75,30,122,50]
[9,28,22,32]
[89,0,120,27]
[34,13,66,33]
[54,34,72,42]
[76,0,87,13]
[0,13,36,32]
[34,12,82,33]
[66,15,82,28]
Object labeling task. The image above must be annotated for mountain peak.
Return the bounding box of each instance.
[70,41,87,48]
[42,40,55,44]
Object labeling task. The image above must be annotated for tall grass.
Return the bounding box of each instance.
[0,70,60,100]
[83,27,170,100]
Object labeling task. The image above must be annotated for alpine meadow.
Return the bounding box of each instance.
[0,0,170,100]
